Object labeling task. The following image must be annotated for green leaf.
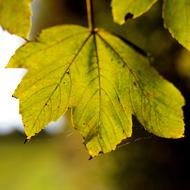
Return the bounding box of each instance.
[0,0,32,39]
[163,0,190,51]
[111,0,158,24]
[100,31,184,139]
[7,25,185,157]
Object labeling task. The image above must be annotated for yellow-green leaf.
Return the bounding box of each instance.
[7,25,185,157]
[7,25,90,138]
[70,31,132,156]
[0,0,32,39]
[163,0,190,51]
[99,30,185,138]
[111,0,158,24]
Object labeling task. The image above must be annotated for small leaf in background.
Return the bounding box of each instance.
[163,0,190,51]
[7,25,185,157]
[0,0,32,39]
[111,0,158,24]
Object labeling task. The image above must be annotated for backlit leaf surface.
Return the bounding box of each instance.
[7,25,185,157]
[111,0,157,24]
[0,0,32,39]
[163,0,190,51]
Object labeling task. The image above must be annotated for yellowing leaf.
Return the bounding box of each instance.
[111,0,158,24]
[163,0,190,51]
[99,30,185,138]
[7,25,185,157]
[8,25,90,137]
[0,0,32,39]
[111,0,190,51]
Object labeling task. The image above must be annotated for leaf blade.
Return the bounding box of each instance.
[9,25,90,139]
[98,30,185,138]
[71,33,132,156]
[8,25,185,156]
[0,0,32,39]
[163,0,190,51]
[111,0,158,25]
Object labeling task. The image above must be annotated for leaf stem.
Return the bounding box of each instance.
[86,0,95,31]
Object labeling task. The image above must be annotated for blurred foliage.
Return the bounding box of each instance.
[0,131,115,190]
[1,0,190,189]
[0,128,190,190]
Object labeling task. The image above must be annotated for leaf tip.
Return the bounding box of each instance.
[24,138,29,144]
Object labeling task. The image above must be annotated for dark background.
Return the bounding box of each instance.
[1,0,190,189]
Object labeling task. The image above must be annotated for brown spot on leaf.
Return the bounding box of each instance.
[125,13,134,21]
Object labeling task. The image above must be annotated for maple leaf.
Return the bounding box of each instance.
[0,0,32,39]
[7,25,184,157]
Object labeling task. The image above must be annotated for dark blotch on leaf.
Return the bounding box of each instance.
[125,13,134,21]
[133,82,137,87]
